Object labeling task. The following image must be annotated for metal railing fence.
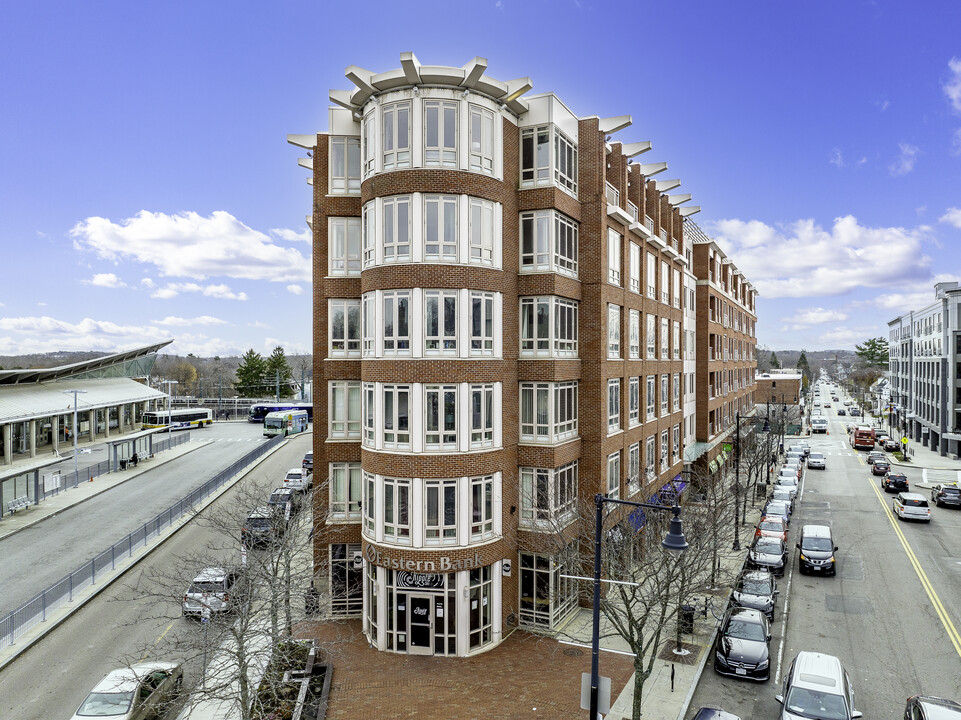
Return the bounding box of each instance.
[1,435,282,647]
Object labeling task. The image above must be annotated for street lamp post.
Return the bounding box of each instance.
[160,380,179,443]
[61,389,87,483]
[588,493,688,719]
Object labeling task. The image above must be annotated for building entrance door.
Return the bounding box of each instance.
[407,593,434,655]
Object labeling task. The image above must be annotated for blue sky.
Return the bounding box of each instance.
[2,0,960,357]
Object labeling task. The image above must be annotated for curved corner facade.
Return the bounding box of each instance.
[296,53,738,657]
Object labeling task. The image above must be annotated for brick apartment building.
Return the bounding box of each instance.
[290,53,756,657]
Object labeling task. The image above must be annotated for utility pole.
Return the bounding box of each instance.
[275,370,280,402]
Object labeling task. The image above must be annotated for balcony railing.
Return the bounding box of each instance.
[628,201,638,222]
[606,182,619,207]
[645,216,656,235]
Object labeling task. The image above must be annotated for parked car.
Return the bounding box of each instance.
[903,696,961,720]
[731,569,779,620]
[872,460,891,475]
[692,709,742,720]
[796,524,837,576]
[843,399,852,406]
[713,607,771,681]
[283,467,311,492]
[849,407,861,416]
[877,434,891,447]
[866,451,886,465]
[882,472,909,493]
[182,567,238,617]
[302,451,313,474]
[776,651,862,720]
[883,438,900,451]
[770,488,795,510]
[785,451,805,467]
[242,506,284,547]
[893,492,932,522]
[748,537,787,577]
[70,662,184,720]
[837,408,846,416]
[932,484,961,508]
[798,441,811,457]
[773,480,799,500]
[778,468,800,485]
[267,486,301,515]
[756,516,789,543]
[807,452,826,470]
[762,500,792,524]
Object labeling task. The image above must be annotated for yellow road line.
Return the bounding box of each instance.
[865,476,961,657]
[140,621,175,662]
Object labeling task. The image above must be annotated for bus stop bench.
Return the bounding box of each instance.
[7,496,30,514]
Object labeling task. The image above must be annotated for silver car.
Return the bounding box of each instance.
[182,566,238,617]
[806,452,826,470]
[71,662,183,720]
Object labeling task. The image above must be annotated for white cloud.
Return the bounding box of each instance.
[286,284,304,295]
[888,142,919,176]
[877,99,890,112]
[945,57,961,113]
[0,316,168,355]
[140,277,155,288]
[872,290,938,311]
[153,315,228,327]
[781,307,849,328]
[248,321,269,329]
[71,210,311,283]
[940,207,961,228]
[270,227,311,244]
[150,282,248,301]
[710,215,933,299]
[829,148,844,168]
[952,128,961,156]
[87,272,126,288]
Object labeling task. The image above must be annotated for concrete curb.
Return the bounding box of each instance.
[675,616,722,720]
[0,438,291,672]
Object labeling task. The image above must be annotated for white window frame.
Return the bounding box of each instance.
[661,261,670,304]
[425,384,458,450]
[329,381,361,439]
[646,314,656,359]
[425,479,458,545]
[646,252,656,298]
[329,217,362,276]
[424,290,458,354]
[362,203,375,267]
[469,104,495,174]
[470,384,495,448]
[672,425,680,463]
[608,304,621,359]
[424,99,457,167]
[607,451,620,500]
[362,112,375,177]
[382,384,411,449]
[673,373,681,411]
[673,269,681,308]
[660,430,669,471]
[629,309,640,359]
[628,376,640,427]
[329,299,361,357]
[646,375,656,420]
[519,210,578,278]
[363,383,375,444]
[382,291,411,354]
[629,242,641,294]
[470,291,495,355]
[519,381,578,444]
[554,128,578,196]
[520,296,578,358]
[608,379,620,434]
[645,436,656,481]
[660,318,669,359]
[330,462,362,519]
[383,476,411,543]
[424,195,458,261]
[608,228,621,286]
[469,198,495,265]
[329,136,361,195]
[362,294,374,356]
[520,125,551,186]
[519,462,578,528]
[660,374,669,416]
[470,474,495,539]
[628,443,640,496]
[673,321,681,359]
[382,101,411,170]
[382,196,412,262]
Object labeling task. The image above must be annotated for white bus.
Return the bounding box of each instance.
[263,409,309,438]
[142,408,213,430]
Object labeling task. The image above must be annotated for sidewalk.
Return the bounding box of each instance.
[296,506,761,720]
[0,439,212,542]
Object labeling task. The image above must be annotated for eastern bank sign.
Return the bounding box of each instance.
[364,544,484,573]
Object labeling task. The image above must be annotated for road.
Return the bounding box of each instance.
[688,385,961,718]
[0,430,312,720]
[0,422,273,614]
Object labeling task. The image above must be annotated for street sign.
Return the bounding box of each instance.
[580,673,611,714]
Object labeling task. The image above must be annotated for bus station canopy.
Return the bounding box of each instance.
[0,378,167,425]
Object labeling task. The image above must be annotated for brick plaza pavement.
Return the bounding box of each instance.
[299,619,636,720]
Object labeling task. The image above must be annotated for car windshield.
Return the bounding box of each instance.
[725,617,766,642]
[755,539,781,554]
[810,454,824,460]
[784,687,848,720]
[285,472,301,480]
[269,492,289,504]
[888,475,906,483]
[247,517,271,529]
[759,519,783,531]
[189,581,224,594]
[740,577,772,595]
[766,503,788,514]
[772,492,792,502]
[76,691,135,716]
[802,537,833,552]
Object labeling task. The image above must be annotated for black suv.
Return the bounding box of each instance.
[882,472,909,493]
[242,506,284,547]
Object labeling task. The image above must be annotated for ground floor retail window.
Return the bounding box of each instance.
[518,547,578,629]
[330,544,363,617]
[469,566,493,649]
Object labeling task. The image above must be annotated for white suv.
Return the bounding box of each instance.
[283,467,311,492]
[893,492,931,522]
[182,567,238,617]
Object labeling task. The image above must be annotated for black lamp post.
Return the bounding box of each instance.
[588,493,687,719]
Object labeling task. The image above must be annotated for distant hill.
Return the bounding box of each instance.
[757,348,857,376]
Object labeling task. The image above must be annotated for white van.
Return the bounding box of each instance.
[776,651,862,719]
[811,418,828,434]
